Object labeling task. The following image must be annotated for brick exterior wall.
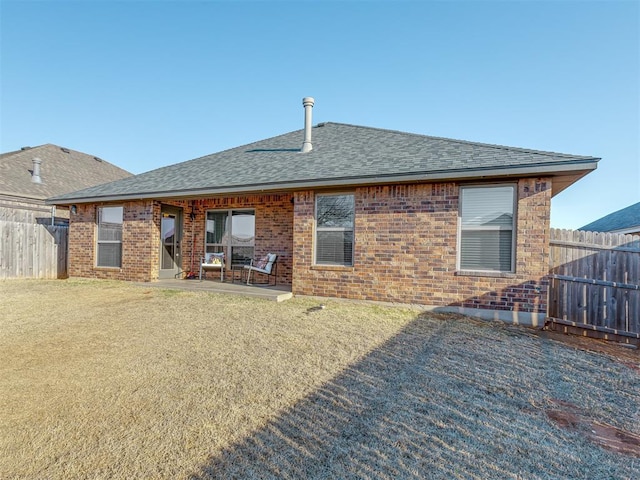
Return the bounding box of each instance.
[186,195,294,284]
[67,179,551,316]
[68,194,294,284]
[292,178,552,315]
[68,200,156,281]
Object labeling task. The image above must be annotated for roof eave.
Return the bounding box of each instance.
[46,160,599,205]
[0,190,48,201]
[607,226,640,235]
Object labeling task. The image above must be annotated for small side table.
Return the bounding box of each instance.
[231,264,246,284]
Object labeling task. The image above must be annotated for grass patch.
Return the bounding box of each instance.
[0,279,638,479]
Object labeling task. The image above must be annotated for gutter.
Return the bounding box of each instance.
[46,159,599,205]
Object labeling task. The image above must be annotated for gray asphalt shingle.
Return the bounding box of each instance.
[580,202,640,233]
[47,123,599,202]
[1,144,131,200]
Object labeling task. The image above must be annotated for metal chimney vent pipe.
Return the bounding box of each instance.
[31,157,43,184]
[301,97,315,153]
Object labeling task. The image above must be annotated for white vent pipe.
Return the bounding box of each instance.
[301,97,315,153]
[31,157,42,184]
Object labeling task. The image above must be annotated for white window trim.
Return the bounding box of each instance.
[457,184,517,274]
[96,205,123,268]
[314,192,355,267]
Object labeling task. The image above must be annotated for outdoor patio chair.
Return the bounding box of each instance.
[199,252,225,282]
[243,253,277,285]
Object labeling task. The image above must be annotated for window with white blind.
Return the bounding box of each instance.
[97,206,123,268]
[315,194,354,266]
[459,185,516,272]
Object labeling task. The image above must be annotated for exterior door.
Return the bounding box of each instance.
[159,206,183,278]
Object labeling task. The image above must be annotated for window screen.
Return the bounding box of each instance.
[315,194,354,266]
[97,206,123,267]
[459,186,515,272]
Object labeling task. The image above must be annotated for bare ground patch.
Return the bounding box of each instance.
[1,279,639,479]
[547,399,640,458]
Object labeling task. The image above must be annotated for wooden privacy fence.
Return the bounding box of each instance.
[548,228,640,343]
[0,221,68,279]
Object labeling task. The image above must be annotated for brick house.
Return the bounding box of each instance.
[47,98,598,325]
[0,144,131,225]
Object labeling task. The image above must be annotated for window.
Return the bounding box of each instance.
[205,210,255,265]
[97,206,123,268]
[459,185,515,272]
[315,194,354,266]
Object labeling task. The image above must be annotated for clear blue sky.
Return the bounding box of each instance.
[1,0,638,229]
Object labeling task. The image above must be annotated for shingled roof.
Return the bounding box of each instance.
[580,202,640,234]
[1,144,131,200]
[47,123,599,204]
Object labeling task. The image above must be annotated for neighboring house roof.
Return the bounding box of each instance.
[47,122,599,204]
[0,144,132,201]
[580,202,640,234]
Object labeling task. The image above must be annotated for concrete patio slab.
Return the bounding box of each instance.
[136,279,293,302]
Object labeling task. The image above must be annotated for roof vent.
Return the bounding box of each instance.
[21,146,31,151]
[60,147,70,153]
[31,157,43,184]
[94,156,102,162]
[301,97,315,153]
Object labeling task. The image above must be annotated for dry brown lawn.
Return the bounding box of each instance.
[1,279,638,479]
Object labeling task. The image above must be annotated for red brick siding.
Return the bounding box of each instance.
[187,195,293,284]
[292,178,551,314]
[68,201,156,281]
[68,179,551,315]
[69,195,293,284]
